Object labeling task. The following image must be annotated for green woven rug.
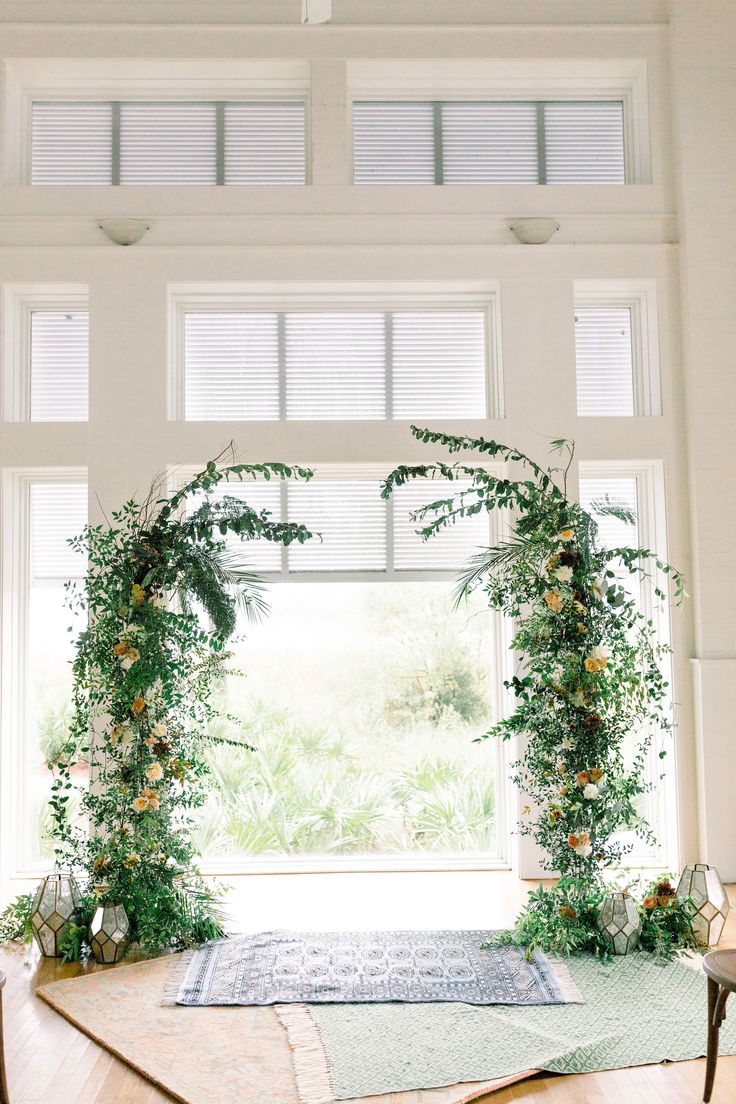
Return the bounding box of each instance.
[275,953,736,1104]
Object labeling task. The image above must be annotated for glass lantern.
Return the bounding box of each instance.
[30,872,83,957]
[597,891,642,955]
[90,902,130,963]
[676,864,730,947]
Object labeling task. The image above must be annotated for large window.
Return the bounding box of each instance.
[183,471,507,866]
[30,100,306,185]
[353,100,626,185]
[1,475,87,878]
[174,294,497,421]
[578,465,674,866]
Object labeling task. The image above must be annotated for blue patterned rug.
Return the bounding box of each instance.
[171,930,581,1007]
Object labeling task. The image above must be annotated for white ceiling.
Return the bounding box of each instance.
[0,0,670,26]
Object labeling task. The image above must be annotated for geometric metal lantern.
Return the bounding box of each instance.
[676,864,730,947]
[30,872,83,957]
[89,902,130,964]
[597,891,642,955]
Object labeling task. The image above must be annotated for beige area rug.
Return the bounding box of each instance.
[37,955,535,1104]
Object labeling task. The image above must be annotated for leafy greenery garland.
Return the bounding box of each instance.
[384,427,695,956]
[36,455,313,957]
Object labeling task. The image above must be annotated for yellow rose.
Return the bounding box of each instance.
[558,528,575,542]
[132,797,148,813]
[584,657,599,673]
[130,695,145,716]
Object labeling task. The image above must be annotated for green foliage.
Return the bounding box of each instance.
[39,451,313,957]
[486,878,609,959]
[0,893,34,943]
[384,427,685,887]
[638,875,702,960]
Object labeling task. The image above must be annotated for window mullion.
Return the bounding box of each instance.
[277,312,287,420]
[535,101,547,185]
[215,101,225,186]
[432,100,444,185]
[111,102,121,185]
[384,311,394,420]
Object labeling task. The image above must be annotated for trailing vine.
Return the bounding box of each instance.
[384,426,686,947]
[40,453,314,955]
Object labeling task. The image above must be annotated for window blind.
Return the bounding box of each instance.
[353,101,436,184]
[30,311,89,422]
[392,480,490,570]
[288,480,388,572]
[544,101,625,184]
[186,476,490,576]
[353,100,626,185]
[31,102,112,184]
[30,482,87,581]
[441,102,538,184]
[31,100,306,185]
[224,101,305,184]
[183,308,488,421]
[184,313,281,420]
[575,306,635,416]
[119,102,218,185]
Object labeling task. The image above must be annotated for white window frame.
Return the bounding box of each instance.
[3,59,312,186]
[2,284,89,423]
[0,468,87,888]
[168,282,504,422]
[574,280,662,418]
[172,460,512,874]
[578,459,678,871]
[348,59,651,185]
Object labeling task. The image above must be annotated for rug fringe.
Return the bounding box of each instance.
[274,1003,335,1104]
[547,955,584,1003]
[160,948,196,1007]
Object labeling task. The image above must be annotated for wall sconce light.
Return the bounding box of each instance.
[98,218,151,246]
[302,0,332,23]
[509,218,560,245]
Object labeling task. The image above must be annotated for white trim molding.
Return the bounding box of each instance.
[1,283,89,422]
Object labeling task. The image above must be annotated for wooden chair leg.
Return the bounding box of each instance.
[704,975,730,1103]
[0,986,8,1104]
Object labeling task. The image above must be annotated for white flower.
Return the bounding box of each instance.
[560,736,575,750]
[574,841,593,858]
[589,645,609,668]
[151,722,168,738]
[150,594,167,610]
[119,655,136,671]
[583,783,599,800]
[554,565,573,584]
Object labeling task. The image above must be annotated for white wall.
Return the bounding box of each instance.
[670,0,736,879]
[0,0,731,878]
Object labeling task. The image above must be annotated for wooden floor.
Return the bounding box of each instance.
[2,874,736,1104]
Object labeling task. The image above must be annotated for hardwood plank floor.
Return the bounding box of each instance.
[1,875,735,1103]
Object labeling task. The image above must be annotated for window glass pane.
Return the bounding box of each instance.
[353,101,436,184]
[225,101,306,184]
[27,482,87,866]
[120,102,217,184]
[285,312,386,419]
[575,306,635,416]
[194,581,497,858]
[287,480,387,572]
[544,101,626,184]
[184,312,280,420]
[441,102,538,183]
[30,311,89,422]
[31,101,112,184]
[393,479,490,570]
[392,310,487,418]
[183,307,488,421]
